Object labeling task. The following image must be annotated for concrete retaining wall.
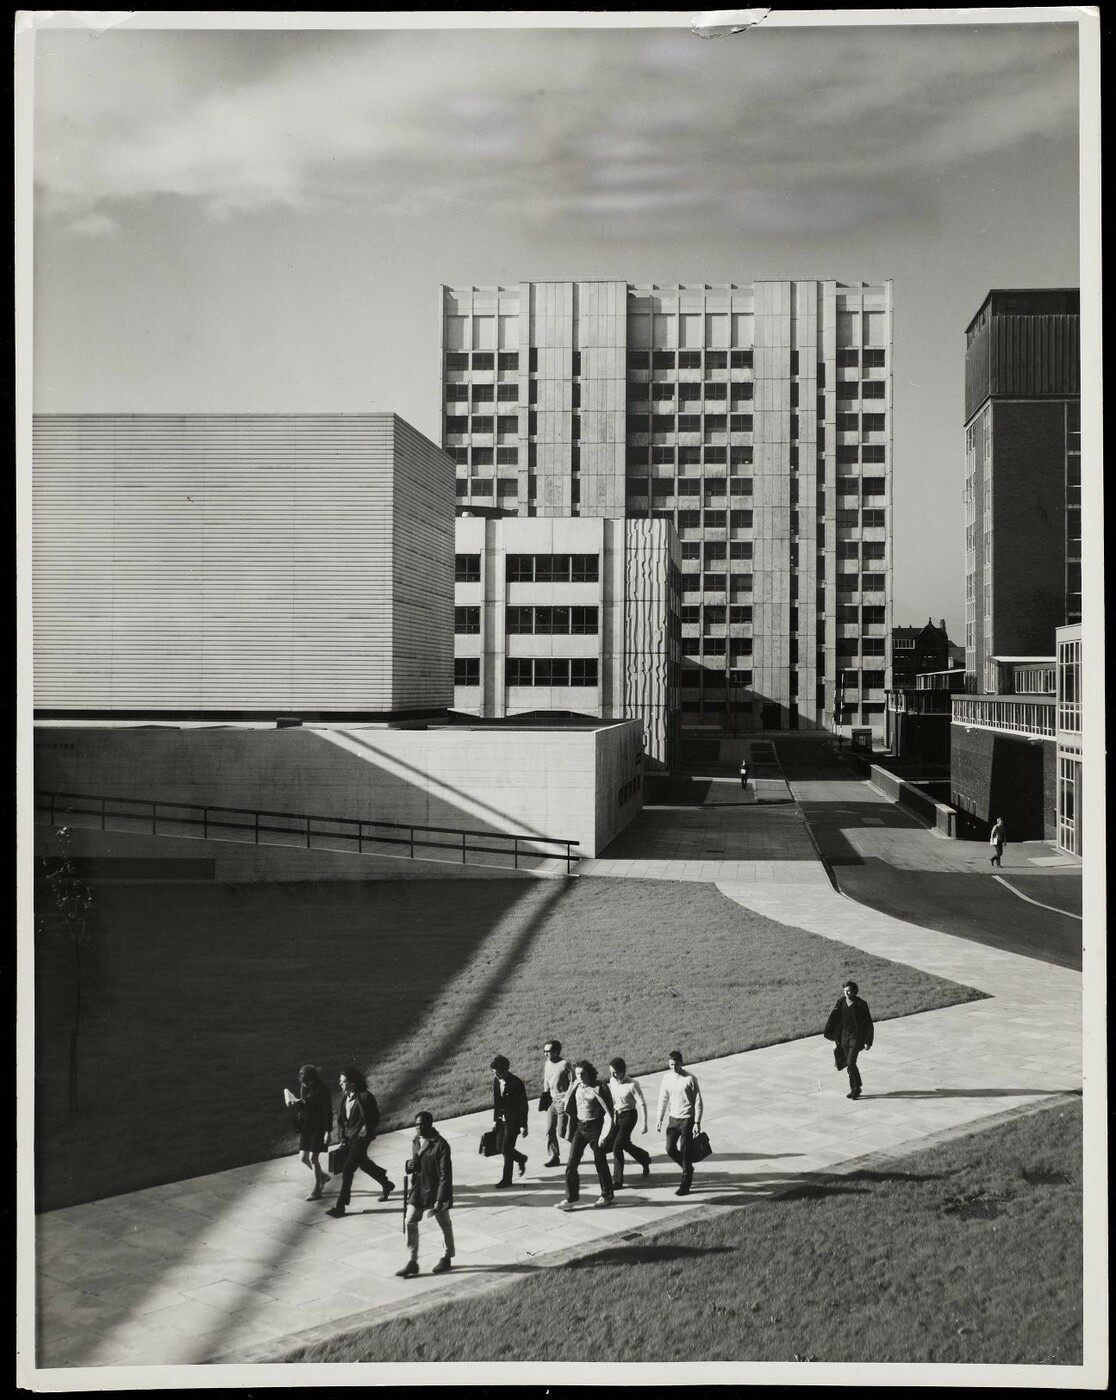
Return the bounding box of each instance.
[867,763,957,837]
[34,720,644,860]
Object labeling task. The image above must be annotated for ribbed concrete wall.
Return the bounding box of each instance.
[624,518,681,771]
[33,414,454,715]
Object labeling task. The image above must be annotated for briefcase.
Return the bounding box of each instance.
[479,1126,504,1157]
[687,1130,712,1163]
[833,1043,848,1072]
[326,1142,349,1175]
[538,1090,552,1112]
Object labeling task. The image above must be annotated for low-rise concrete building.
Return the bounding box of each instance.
[453,513,681,771]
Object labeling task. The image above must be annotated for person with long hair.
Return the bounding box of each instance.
[555,1060,614,1211]
[326,1067,395,1218]
[289,1063,333,1201]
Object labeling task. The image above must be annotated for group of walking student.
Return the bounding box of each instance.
[501,1043,704,1209]
[287,986,873,1277]
[286,1046,704,1278]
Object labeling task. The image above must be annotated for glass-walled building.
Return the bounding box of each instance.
[1056,623,1082,855]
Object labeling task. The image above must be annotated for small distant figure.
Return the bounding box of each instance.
[326,1068,395,1217]
[655,1050,704,1196]
[397,1111,454,1279]
[289,1064,333,1201]
[824,981,874,1101]
[490,1055,529,1188]
[989,816,1006,867]
[605,1056,651,1189]
[540,1038,574,1168]
[556,1060,615,1210]
[739,758,749,790]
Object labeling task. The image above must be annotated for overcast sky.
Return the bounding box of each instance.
[29,13,1083,637]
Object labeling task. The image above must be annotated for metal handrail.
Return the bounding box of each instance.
[34,788,580,876]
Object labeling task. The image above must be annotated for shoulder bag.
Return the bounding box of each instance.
[687,1130,712,1164]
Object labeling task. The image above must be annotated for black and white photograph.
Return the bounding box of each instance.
[16,7,1104,1388]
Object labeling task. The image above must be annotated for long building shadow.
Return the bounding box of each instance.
[315,727,577,848]
[34,878,564,1211]
[111,875,576,1367]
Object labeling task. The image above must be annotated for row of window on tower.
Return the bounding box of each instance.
[454,657,599,687]
[627,380,886,405]
[443,346,887,375]
[455,605,599,635]
[454,553,601,584]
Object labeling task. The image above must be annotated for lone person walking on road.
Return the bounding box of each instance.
[397,1111,454,1279]
[824,982,874,1100]
[739,758,749,789]
[656,1051,703,1196]
[989,816,1006,867]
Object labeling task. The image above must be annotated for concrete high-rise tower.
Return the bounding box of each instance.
[441,279,893,738]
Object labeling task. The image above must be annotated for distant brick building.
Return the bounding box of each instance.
[890,618,953,690]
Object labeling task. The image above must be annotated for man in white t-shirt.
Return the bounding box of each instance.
[541,1039,573,1168]
[605,1056,651,1188]
[655,1050,703,1196]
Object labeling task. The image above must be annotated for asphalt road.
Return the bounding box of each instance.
[772,737,1083,972]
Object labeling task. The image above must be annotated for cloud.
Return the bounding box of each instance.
[64,210,119,237]
[33,23,1079,241]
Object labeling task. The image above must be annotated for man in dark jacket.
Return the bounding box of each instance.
[397,1111,454,1278]
[490,1054,529,1187]
[824,981,874,1100]
[326,1067,395,1217]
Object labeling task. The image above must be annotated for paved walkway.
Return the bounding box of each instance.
[34,871,1082,1369]
[770,737,1084,969]
[578,754,816,883]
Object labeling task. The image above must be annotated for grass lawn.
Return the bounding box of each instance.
[282,1099,1083,1366]
[35,877,984,1211]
